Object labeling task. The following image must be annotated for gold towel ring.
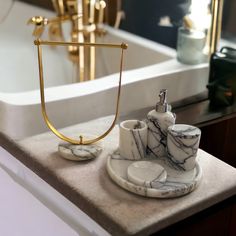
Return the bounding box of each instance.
[35,39,128,145]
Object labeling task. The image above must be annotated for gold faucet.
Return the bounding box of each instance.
[28,0,124,81]
[209,0,224,54]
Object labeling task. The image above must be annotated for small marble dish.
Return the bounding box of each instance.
[107,151,202,198]
[127,161,167,188]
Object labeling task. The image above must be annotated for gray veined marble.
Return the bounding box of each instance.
[130,128,146,158]
[58,142,103,161]
[107,151,202,198]
[167,124,201,171]
[127,161,167,189]
[146,89,176,159]
[119,120,148,160]
[146,110,175,159]
[146,116,167,157]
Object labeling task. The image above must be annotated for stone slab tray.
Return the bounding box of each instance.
[0,116,236,236]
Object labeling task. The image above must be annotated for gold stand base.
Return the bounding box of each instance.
[58,141,103,161]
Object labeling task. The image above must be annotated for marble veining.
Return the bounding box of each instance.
[130,127,146,159]
[146,112,175,158]
[107,151,202,198]
[167,124,201,171]
[119,120,147,160]
[169,126,200,138]
[58,142,102,161]
[127,161,167,189]
[146,117,166,157]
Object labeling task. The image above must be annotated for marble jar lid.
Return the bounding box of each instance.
[168,124,201,139]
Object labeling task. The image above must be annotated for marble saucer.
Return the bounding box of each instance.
[127,161,167,188]
[107,151,202,198]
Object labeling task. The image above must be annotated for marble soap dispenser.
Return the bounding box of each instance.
[147,89,175,158]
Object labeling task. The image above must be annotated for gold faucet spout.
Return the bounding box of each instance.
[28,0,124,82]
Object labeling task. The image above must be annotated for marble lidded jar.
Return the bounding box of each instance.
[167,124,201,171]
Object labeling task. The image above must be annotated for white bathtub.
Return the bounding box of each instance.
[0,1,209,140]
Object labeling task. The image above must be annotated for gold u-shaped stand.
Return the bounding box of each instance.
[35,39,128,145]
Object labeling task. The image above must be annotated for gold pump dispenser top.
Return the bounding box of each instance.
[156,89,169,113]
[183,16,194,30]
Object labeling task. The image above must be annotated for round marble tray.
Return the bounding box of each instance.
[106,152,202,198]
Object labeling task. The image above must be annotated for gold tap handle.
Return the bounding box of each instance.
[95,0,106,24]
[35,39,128,145]
[27,15,74,38]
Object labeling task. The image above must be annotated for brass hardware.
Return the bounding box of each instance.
[28,1,124,82]
[27,15,73,38]
[209,0,224,54]
[27,16,48,37]
[35,39,128,145]
[51,0,65,16]
[34,39,128,49]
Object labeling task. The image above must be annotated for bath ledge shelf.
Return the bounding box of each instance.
[1,115,236,236]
